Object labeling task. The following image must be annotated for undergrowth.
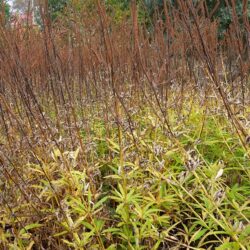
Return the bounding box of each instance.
[1,99,249,249]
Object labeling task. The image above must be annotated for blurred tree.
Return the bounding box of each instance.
[12,0,29,13]
[48,0,69,20]
[0,0,10,24]
[9,0,250,36]
[105,0,130,22]
[206,0,250,37]
[30,0,69,27]
[143,0,250,37]
[12,0,69,20]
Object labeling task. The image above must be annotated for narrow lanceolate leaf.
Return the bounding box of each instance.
[93,196,109,210]
[19,223,43,235]
[106,244,117,250]
[215,169,223,180]
[190,228,208,242]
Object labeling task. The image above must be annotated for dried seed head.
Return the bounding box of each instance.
[214,189,225,202]
[158,160,165,170]
[187,149,196,158]
[185,158,200,171]
[178,171,188,182]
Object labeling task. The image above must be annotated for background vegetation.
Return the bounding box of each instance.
[4,0,250,36]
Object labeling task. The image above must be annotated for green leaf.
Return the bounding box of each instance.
[81,221,94,230]
[190,228,208,242]
[53,231,68,237]
[103,227,120,233]
[216,242,240,250]
[19,223,42,235]
[94,219,105,231]
[239,224,250,241]
[93,196,109,210]
[107,138,120,153]
[106,244,117,250]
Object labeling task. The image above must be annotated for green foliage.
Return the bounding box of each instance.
[105,0,130,22]
[105,0,250,37]
[1,98,250,249]
[34,0,69,26]
[0,0,10,22]
[48,0,69,21]
[206,0,250,37]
